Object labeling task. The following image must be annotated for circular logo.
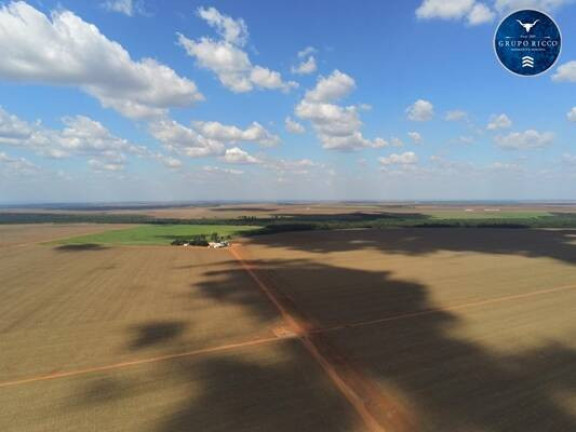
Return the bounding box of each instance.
[494,10,561,76]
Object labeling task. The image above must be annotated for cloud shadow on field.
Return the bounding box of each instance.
[71,229,576,431]
[128,321,188,350]
[54,243,109,252]
[245,228,576,266]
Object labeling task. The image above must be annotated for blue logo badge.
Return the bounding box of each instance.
[494,10,561,76]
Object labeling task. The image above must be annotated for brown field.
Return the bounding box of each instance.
[0,230,365,432]
[240,229,576,431]
[2,226,576,431]
[6,201,576,220]
[0,224,132,247]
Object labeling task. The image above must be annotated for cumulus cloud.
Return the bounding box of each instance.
[295,70,388,150]
[379,152,418,166]
[88,158,125,172]
[304,70,355,103]
[179,7,297,93]
[552,61,576,83]
[562,153,576,164]
[0,107,170,170]
[292,56,317,75]
[408,132,422,144]
[222,147,261,164]
[298,47,317,58]
[103,0,137,16]
[445,110,468,121]
[197,5,248,45]
[292,48,318,76]
[149,117,278,159]
[495,130,554,150]
[416,0,571,25]
[567,107,576,122]
[285,117,306,134]
[0,151,38,175]
[487,114,512,130]
[416,0,494,25]
[192,120,279,147]
[467,3,496,24]
[0,2,203,119]
[202,165,244,175]
[406,99,434,122]
[265,158,323,175]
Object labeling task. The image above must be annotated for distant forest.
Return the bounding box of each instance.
[3,211,576,232]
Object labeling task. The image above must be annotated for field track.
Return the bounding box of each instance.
[230,245,406,432]
[3,227,576,431]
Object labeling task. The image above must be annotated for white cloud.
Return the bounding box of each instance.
[0,108,175,171]
[488,161,523,172]
[562,153,576,164]
[467,3,496,24]
[285,117,306,134]
[292,56,317,75]
[552,61,576,83]
[408,132,422,144]
[379,152,418,166]
[0,151,38,175]
[265,158,324,175]
[192,120,279,147]
[153,154,182,169]
[88,159,125,172]
[148,119,225,158]
[202,166,244,175]
[197,6,248,45]
[295,70,388,151]
[445,110,468,121]
[416,0,494,25]
[179,7,297,93]
[406,99,434,122]
[0,2,203,119]
[416,0,475,19]
[103,0,136,16]
[298,47,317,58]
[495,130,554,150]
[391,137,405,147]
[304,70,355,103]
[487,114,512,130]
[148,117,279,159]
[457,135,475,144]
[567,107,576,122]
[222,147,261,164]
[494,0,574,14]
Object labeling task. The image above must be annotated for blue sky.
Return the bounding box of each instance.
[1,0,576,203]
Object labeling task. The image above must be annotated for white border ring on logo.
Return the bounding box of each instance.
[494,9,562,77]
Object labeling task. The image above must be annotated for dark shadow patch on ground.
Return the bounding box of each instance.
[128,321,188,350]
[70,231,576,431]
[54,243,109,252]
[245,228,576,265]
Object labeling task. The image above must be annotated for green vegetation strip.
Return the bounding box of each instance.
[52,225,261,246]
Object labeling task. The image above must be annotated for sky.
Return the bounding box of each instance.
[1,0,576,203]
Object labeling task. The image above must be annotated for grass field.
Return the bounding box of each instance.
[3,225,576,431]
[51,224,261,246]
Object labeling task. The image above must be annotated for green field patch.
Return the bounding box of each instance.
[51,224,261,246]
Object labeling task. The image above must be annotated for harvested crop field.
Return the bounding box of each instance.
[239,228,576,431]
[0,224,132,247]
[3,226,576,431]
[0,230,365,432]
